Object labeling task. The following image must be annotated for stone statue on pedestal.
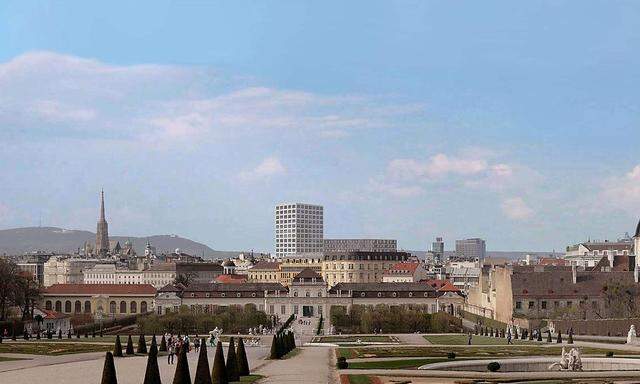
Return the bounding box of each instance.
[627,325,638,345]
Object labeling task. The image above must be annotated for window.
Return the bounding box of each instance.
[45,300,52,310]
[141,301,148,313]
[360,292,365,297]
[110,301,116,314]
[55,300,62,312]
[554,301,560,308]
[64,301,72,313]
[528,301,535,309]
[567,301,572,307]
[515,301,522,309]
[281,305,286,315]
[120,301,127,313]
[130,301,137,314]
[84,301,91,313]
[541,301,547,309]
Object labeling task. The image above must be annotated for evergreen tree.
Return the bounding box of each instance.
[100,352,118,384]
[100,328,104,338]
[137,334,148,354]
[537,329,543,342]
[159,335,167,352]
[211,341,228,384]
[76,331,80,338]
[547,330,552,343]
[93,327,96,338]
[556,330,563,343]
[237,337,250,377]
[11,325,16,341]
[113,335,124,357]
[126,335,135,355]
[226,337,240,382]
[36,330,40,340]
[67,329,71,339]
[194,338,212,384]
[22,328,27,340]
[291,331,297,349]
[528,329,534,340]
[172,345,191,384]
[269,334,279,359]
[58,329,62,339]
[568,329,574,344]
[143,340,161,384]
[150,335,157,351]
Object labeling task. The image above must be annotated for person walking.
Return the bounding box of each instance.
[467,332,473,345]
[194,337,200,353]
[167,340,175,364]
[507,331,513,345]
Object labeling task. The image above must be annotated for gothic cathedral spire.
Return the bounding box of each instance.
[96,189,110,255]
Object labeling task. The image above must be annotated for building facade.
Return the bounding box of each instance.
[564,241,633,268]
[455,238,486,262]
[274,203,323,257]
[41,284,156,319]
[43,257,104,287]
[323,239,397,253]
[321,251,411,287]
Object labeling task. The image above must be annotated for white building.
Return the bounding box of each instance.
[275,203,323,257]
[382,262,429,282]
[455,238,486,263]
[323,238,397,252]
[83,263,176,288]
[43,257,107,287]
[564,240,633,268]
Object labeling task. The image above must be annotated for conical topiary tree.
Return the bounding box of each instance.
[537,329,543,342]
[150,335,157,351]
[76,331,80,338]
[67,329,71,339]
[126,335,135,355]
[113,335,123,357]
[159,335,167,352]
[211,341,228,384]
[237,337,250,377]
[137,334,148,354]
[556,330,563,343]
[11,325,16,341]
[58,329,62,339]
[143,340,161,384]
[269,334,279,359]
[193,338,212,384]
[100,352,118,384]
[172,344,191,384]
[226,337,240,382]
[568,329,574,344]
[547,330,552,343]
[528,329,534,341]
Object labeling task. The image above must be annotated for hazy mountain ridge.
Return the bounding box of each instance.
[0,227,239,259]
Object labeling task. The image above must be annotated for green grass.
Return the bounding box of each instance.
[337,345,640,360]
[346,357,454,369]
[281,348,301,359]
[0,342,113,355]
[314,335,394,343]
[238,375,264,383]
[424,334,535,345]
[0,356,29,362]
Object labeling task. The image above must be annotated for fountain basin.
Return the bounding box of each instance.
[419,357,640,372]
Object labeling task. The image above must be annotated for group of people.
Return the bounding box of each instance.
[165,333,202,364]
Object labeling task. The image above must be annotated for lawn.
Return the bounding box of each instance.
[424,334,535,345]
[0,342,113,355]
[314,336,396,343]
[239,375,264,383]
[340,375,382,384]
[0,356,29,362]
[337,345,640,360]
[346,357,455,369]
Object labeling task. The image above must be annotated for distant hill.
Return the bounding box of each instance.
[408,250,563,260]
[0,226,240,259]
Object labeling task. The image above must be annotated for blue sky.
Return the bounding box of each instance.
[0,1,639,252]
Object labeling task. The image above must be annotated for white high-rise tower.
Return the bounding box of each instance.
[274,203,323,258]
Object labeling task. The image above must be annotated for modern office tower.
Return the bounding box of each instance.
[275,203,324,257]
[323,238,397,252]
[431,237,444,263]
[455,238,486,263]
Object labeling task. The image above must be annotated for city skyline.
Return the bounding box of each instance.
[1,1,639,252]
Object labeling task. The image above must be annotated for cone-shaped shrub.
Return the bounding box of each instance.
[76,331,80,338]
[547,330,552,343]
[36,330,41,340]
[113,335,123,357]
[528,329,534,341]
[537,329,543,342]
[291,331,297,349]
[211,341,228,384]
[237,337,250,377]
[11,325,16,341]
[172,345,191,384]
[568,329,574,344]
[193,338,212,384]
[93,328,96,338]
[226,337,240,382]
[556,330,562,343]
[269,335,279,359]
[159,335,167,352]
[100,328,104,337]
[126,335,135,355]
[137,334,148,354]
[151,335,157,351]
[58,329,62,339]
[143,341,161,384]
[84,332,88,338]
[67,329,71,339]
[100,352,118,384]
[22,329,27,340]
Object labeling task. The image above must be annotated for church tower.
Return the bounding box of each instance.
[95,190,110,256]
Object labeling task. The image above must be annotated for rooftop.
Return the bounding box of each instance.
[43,284,157,295]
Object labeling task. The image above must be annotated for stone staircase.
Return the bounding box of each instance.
[290,316,320,344]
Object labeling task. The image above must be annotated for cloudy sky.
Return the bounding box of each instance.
[0,1,639,252]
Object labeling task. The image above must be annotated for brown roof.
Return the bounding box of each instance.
[582,242,632,252]
[214,274,248,284]
[385,262,419,275]
[43,284,156,295]
[329,282,436,293]
[293,268,323,281]
[176,262,223,272]
[184,282,287,293]
[251,261,281,270]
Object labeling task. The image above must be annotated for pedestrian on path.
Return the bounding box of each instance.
[168,342,175,364]
[468,332,472,345]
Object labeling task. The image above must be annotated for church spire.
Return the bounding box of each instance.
[95,189,110,256]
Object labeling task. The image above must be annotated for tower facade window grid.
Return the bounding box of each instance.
[275,203,323,257]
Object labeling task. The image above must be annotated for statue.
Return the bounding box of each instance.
[208,327,223,347]
[627,325,638,345]
[548,347,582,371]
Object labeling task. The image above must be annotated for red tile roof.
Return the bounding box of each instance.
[214,274,248,284]
[437,281,461,292]
[385,262,420,275]
[39,308,68,319]
[43,284,156,295]
[421,279,449,290]
[251,261,281,270]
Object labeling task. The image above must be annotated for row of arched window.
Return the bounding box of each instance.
[45,300,148,314]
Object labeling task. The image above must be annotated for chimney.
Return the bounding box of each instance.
[571,265,577,284]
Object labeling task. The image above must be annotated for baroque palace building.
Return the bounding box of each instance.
[156,269,464,327]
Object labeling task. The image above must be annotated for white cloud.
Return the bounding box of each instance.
[387,153,496,180]
[602,164,640,207]
[0,52,423,148]
[238,157,286,182]
[501,197,534,220]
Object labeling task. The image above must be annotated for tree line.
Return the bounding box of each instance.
[0,258,41,321]
[330,304,462,333]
